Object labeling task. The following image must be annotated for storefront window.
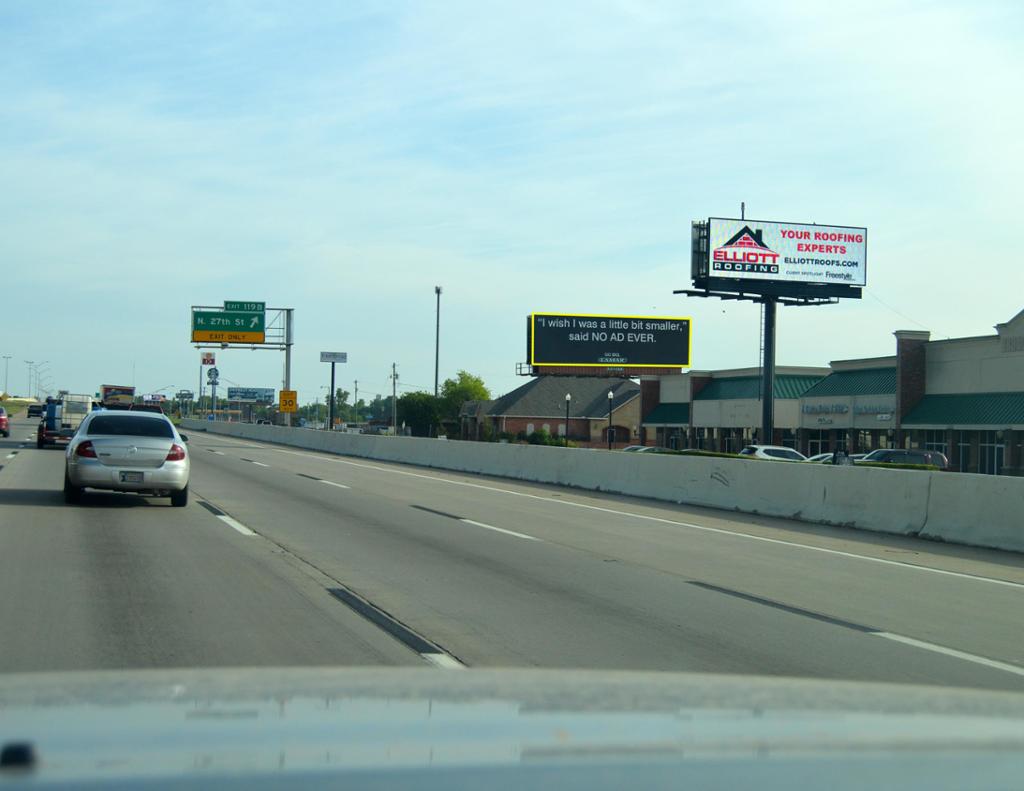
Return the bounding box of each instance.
[780,429,797,449]
[807,429,828,455]
[958,430,972,472]
[979,430,1005,476]
[923,429,948,455]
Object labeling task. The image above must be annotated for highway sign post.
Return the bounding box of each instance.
[320,352,348,430]
[279,390,298,413]
[190,301,292,425]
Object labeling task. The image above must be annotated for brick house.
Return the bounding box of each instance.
[466,376,641,447]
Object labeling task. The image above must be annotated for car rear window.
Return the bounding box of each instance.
[87,415,174,438]
[766,449,804,460]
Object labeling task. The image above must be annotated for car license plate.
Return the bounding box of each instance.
[120,472,143,483]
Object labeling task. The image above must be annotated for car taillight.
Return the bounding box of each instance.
[76,441,97,458]
[166,444,186,461]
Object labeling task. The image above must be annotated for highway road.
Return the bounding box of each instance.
[2,414,1024,691]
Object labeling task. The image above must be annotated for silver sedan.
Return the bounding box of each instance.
[64,411,190,506]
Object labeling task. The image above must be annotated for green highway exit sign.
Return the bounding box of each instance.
[224,301,265,312]
[192,310,266,343]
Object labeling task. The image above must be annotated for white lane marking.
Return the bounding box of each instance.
[421,652,466,669]
[251,461,270,467]
[5,453,16,460]
[267,449,1024,590]
[208,450,225,455]
[874,632,1024,678]
[460,518,540,542]
[319,479,350,489]
[217,515,256,536]
[194,435,268,450]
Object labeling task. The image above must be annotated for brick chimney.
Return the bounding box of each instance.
[894,330,930,425]
[639,376,661,421]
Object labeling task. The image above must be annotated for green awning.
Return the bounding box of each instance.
[903,392,1024,427]
[801,367,896,397]
[643,403,690,426]
[695,375,822,401]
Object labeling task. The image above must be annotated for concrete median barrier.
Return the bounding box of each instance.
[180,420,1022,554]
[920,473,1024,553]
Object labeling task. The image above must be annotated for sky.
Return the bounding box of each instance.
[2,1,1022,404]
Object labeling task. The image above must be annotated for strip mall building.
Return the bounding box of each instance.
[641,308,1024,475]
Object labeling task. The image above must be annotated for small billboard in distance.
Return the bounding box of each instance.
[530,313,691,368]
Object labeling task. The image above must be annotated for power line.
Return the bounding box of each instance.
[867,292,937,334]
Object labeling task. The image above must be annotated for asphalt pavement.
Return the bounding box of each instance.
[2,415,1024,691]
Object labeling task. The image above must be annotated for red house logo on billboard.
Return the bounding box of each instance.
[712,225,780,274]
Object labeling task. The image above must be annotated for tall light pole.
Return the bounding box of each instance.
[607,390,614,451]
[434,286,442,397]
[2,355,10,396]
[24,360,33,397]
[565,393,571,448]
[34,363,50,399]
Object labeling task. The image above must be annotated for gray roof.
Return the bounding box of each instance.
[487,376,640,419]
[458,400,494,418]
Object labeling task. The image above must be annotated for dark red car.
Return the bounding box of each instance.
[0,406,9,438]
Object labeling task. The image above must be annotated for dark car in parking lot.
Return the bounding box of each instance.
[857,448,949,468]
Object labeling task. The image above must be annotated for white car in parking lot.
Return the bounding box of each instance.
[737,445,807,462]
[64,411,190,506]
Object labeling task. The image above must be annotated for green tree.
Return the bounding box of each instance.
[439,370,490,421]
[367,394,394,422]
[397,391,443,437]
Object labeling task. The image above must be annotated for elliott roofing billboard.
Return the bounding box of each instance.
[707,218,867,287]
[530,313,691,368]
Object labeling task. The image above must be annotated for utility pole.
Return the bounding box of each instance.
[354,380,358,422]
[24,360,33,397]
[434,286,442,397]
[391,363,398,436]
[2,355,10,397]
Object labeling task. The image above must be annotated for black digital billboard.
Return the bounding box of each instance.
[530,313,691,368]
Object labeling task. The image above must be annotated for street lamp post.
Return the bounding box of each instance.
[34,363,50,399]
[24,360,33,397]
[607,390,614,451]
[2,355,10,396]
[564,393,571,447]
[434,286,442,397]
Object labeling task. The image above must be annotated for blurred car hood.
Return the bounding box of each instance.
[2,667,1024,789]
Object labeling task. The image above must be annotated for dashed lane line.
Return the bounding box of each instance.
[197,500,257,536]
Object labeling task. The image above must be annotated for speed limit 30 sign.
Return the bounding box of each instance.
[278,390,298,413]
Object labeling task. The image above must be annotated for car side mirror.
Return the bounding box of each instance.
[180,434,189,443]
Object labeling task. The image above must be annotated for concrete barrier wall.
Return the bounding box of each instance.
[180,420,1023,553]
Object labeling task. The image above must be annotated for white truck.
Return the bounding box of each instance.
[37,392,95,448]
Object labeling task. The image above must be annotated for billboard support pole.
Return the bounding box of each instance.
[328,361,336,431]
[760,297,777,445]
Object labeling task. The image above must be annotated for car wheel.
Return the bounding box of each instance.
[170,485,188,508]
[63,470,82,504]
[37,435,44,449]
